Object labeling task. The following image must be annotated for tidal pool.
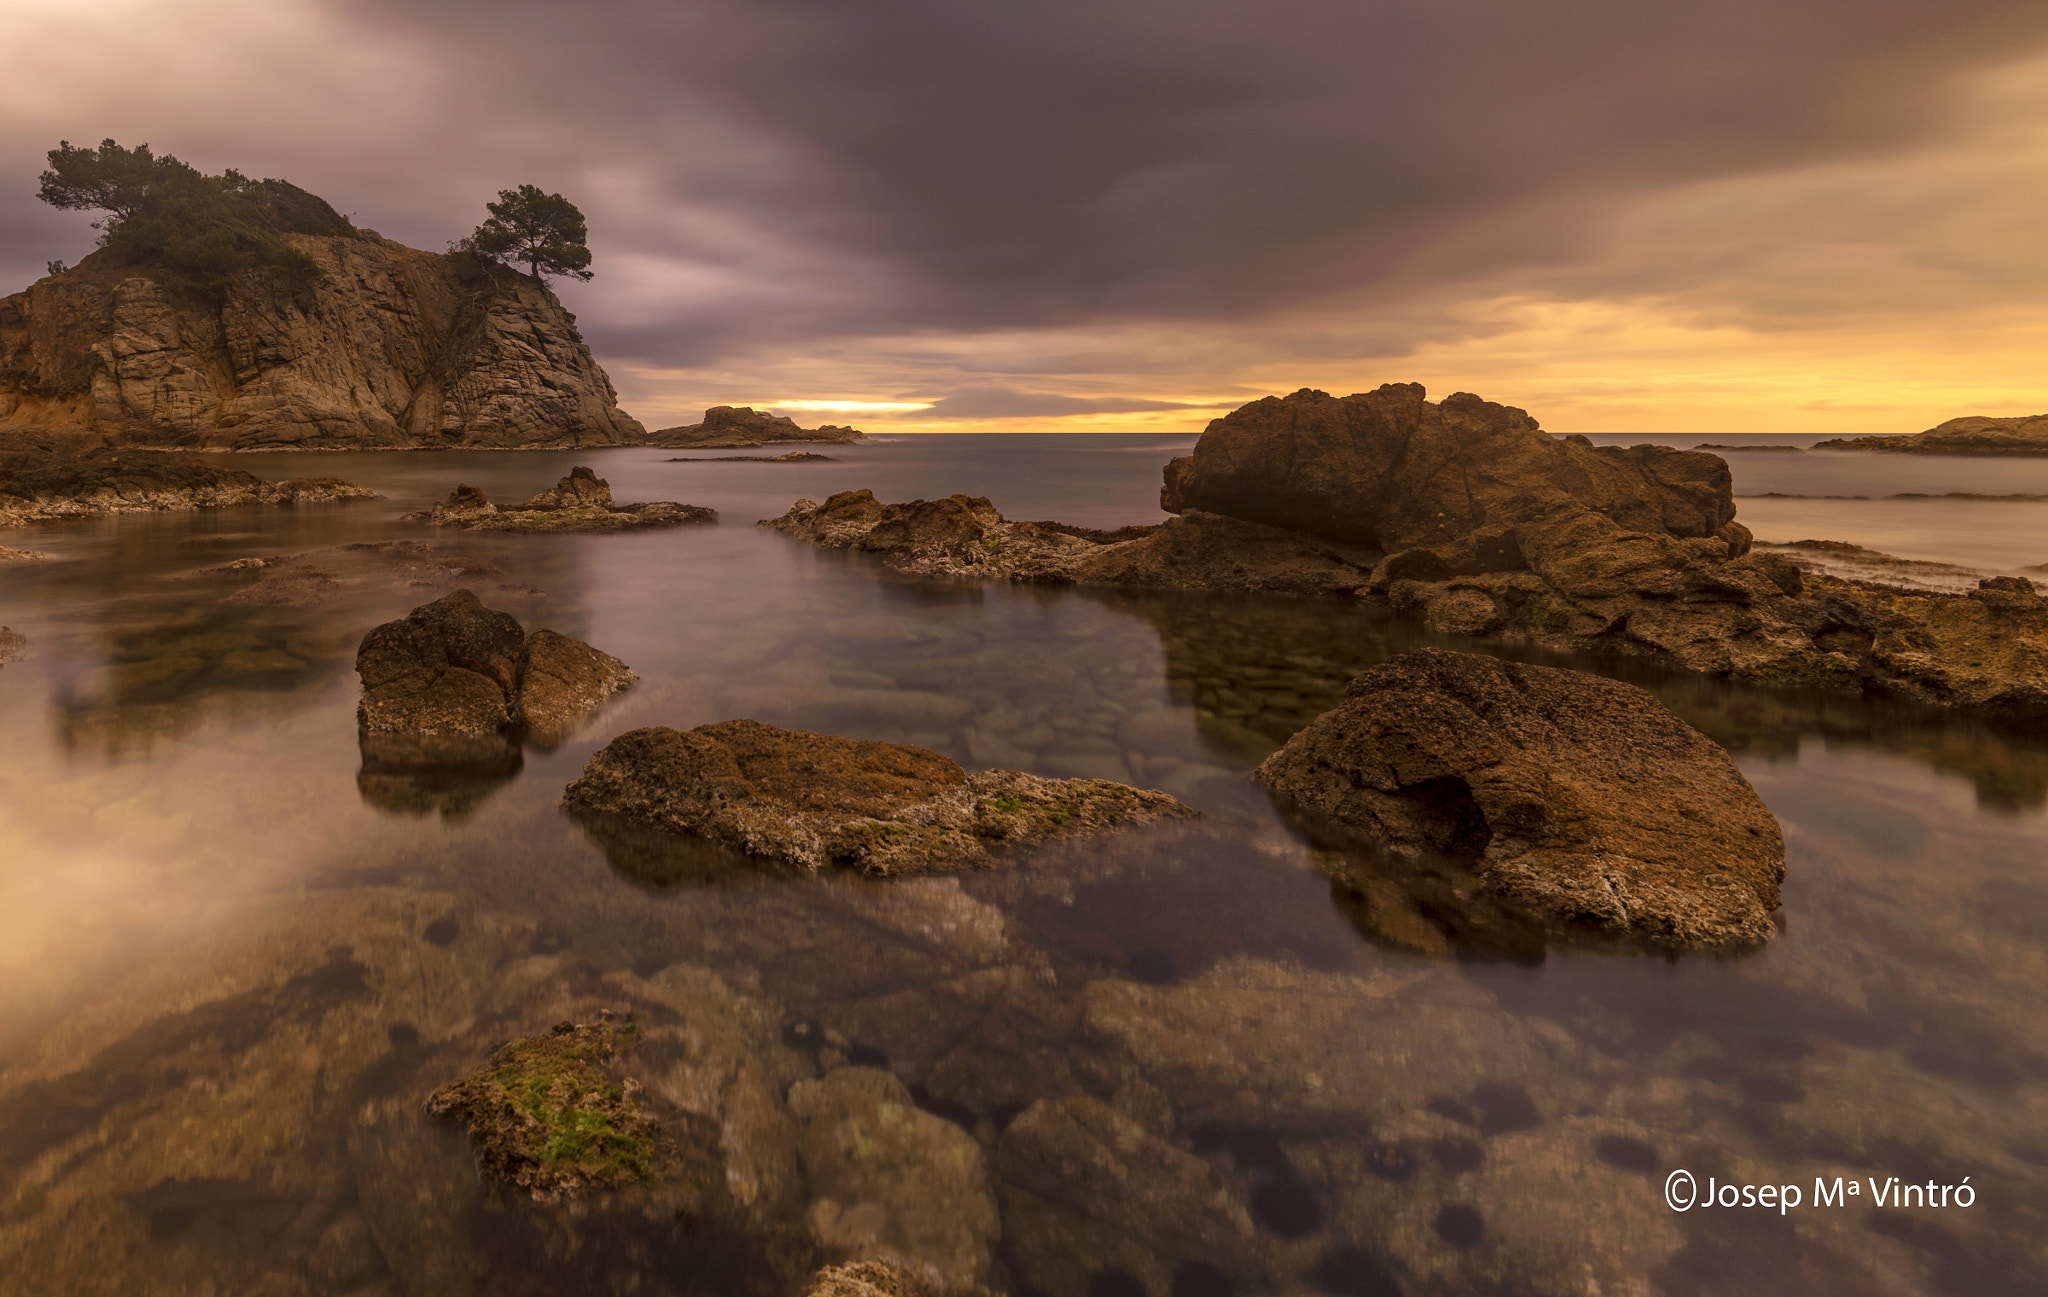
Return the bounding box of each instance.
[0,437,2043,1296]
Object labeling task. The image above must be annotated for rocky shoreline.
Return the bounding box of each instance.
[761,386,2048,721]
[651,405,868,450]
[1814,412,2048,455]
[0,445,380,526]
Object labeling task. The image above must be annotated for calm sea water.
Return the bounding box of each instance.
[0,435,2043,1296]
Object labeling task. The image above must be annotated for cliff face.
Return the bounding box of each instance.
[0,232,646,451]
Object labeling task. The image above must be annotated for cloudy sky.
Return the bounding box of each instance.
[5,0,2047,433]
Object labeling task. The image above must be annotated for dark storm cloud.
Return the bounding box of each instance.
[324,0,2048,367]
[10,0,2048,384]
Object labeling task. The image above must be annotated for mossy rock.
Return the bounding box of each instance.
[427,1014,714,1202]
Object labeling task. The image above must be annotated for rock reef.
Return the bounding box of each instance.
[651,405,868,449]
[0,444,378,526]
[761,386,2048,720]
[0,231,646,450]
[1258,649,1786,950]
[560,719,1196,874]
[356,588,634,762]
[414,466,717,532]
[1814,412,2048,456]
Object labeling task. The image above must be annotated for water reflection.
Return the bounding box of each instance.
[2,443,2045,1296]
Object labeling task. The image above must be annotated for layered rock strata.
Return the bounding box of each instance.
[1257,649,1786,950]
[356,588,634,761]
[651,405,867,449]
[0,445,378,526]
[760,386,2048,719]
[415,467,717,532]
[1814,413,2048,455]
[0,231,645,450]
[560,719,1196,874]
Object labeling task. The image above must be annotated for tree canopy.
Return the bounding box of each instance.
[34,138,351,303]
[458,185,594,283]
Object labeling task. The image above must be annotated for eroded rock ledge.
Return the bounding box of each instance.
[0,445,379,526]
[1259,649,1786,952]
[561,719,1196,874]
[412,466,717,532]
[760,386,2048,720]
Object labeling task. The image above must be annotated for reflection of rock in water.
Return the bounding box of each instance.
[567,807,800,888]
[355,742,522,820]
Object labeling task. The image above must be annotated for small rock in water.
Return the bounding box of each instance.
[356,588,633,762]
[415,467,717,531]
[560,718,1196,874]
[1257,648,1785,950]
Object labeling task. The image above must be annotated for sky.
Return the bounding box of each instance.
[3,0,2047,435]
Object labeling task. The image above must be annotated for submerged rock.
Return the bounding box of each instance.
[651,405,869,449]
[1257,649,1785,950]
[426,1015,678,1201]
[789,1067,999,1286]
[0,625,24,665]
[671,450,839,463]
[416,468,717,532]
[355,588,634,761]
[560,719,1196,874]
[0,445,380,526]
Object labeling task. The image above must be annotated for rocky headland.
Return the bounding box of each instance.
[357,588,635,763]
[763,385,2048,720]
[561,719,1196,874]
[1260,649,1786,952]
[412,466,718,532]
[0,230,645,451]
[651,405,868,450]
[0,443,379,525]
[1813,412,2048,455]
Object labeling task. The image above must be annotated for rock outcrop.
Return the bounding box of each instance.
[355,588,634,761]
[760,385,2048,720]
[1257,649,1786,950]
[651,405,867,449]
[414,467,718,532]
[0,231,646,450]
[560,719,1196,874]
[1814,413,2048,456]
[0,444,378,526]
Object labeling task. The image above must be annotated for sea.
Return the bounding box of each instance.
[0,433,2042,1296]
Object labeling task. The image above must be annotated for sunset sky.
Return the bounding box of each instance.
[4,0,2046,435]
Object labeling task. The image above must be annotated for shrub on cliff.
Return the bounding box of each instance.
[36,139,351,304]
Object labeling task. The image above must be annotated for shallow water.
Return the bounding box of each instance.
[1,436,2045,1297]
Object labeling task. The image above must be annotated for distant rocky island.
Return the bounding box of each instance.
[0,208,644,452]
[1813,413,2048,456]
[649,405,867,449]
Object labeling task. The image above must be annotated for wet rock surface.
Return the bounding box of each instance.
[1258,650,1786,950]
[426,1015,680,1201]
[652,405,868,449]
[356,588,633,763]
[0,445,380,526]
[1814,412,2048,455]
[560,719,1197,874]
[416,467,718,532]
[672,450,840,463]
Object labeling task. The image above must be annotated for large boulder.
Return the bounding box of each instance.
[559,719,1196,874]
[1161,385,1744,554]
[355,589,633,761]
[1256,649,1785,950]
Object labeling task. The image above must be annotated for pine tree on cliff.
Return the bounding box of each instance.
[456,185,594,283]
